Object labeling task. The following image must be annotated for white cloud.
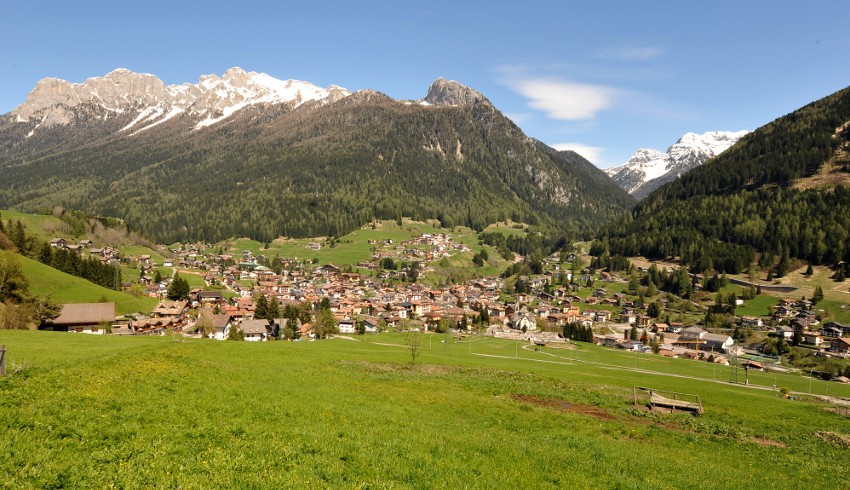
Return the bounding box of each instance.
[550,142,605,164]
[503,112,533,125]
[596,46,664,61]
[506,78,617,121]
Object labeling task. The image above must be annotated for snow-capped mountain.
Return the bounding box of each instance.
[605,130,749,200]
[11,67,351,135]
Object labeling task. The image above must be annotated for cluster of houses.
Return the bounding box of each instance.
[365,233,470,263]
[38,235,850,375]
[597,324,736,363]
[49,237,121,264]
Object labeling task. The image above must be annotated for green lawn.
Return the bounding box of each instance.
[120,245,168,264]
[20,256,156,315]
[0,209,67,243]
[482,221,528,237]
[0,331,848,488]
[818,299,850,324]
[736,294,781,317]
[177,271,208,289]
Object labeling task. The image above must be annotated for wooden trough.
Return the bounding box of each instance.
[634,386,703,415]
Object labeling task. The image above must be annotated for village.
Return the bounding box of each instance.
[40,231,850,383]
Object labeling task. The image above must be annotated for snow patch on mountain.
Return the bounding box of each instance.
[606,130,749,199]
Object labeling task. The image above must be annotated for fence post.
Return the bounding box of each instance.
[0,345,6,376]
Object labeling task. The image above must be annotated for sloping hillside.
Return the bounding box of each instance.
[21,256,155,314]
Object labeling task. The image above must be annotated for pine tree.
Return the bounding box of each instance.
[38,243,53,264]
[812,285,824,304]
[255,294,269,320]
[267,296,280,320]
[776,252,790,277]
[167,274,190,300]
[11,221,26,251]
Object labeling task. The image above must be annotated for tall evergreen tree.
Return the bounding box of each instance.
[255,294,269,320]
[167,274,190,300]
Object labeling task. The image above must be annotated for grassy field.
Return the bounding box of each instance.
[20,256,157,315]
[1,331,848,488]
[0,209,67,242]
[728,265,850,323]
[120,245,169,264]
[735,293,781,317]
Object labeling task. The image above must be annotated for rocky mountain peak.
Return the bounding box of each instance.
[423,78,489,107]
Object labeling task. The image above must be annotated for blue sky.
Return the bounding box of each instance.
[2,0,849,168]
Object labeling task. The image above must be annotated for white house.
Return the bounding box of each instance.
[510,313,537,332]
[241,319,269,341]
[338,319,356,334]
[209,314,233,340]
[803,331,823,346]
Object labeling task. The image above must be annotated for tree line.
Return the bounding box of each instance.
[597,186,850,274]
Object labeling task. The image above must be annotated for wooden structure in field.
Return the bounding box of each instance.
[633,386,703,415]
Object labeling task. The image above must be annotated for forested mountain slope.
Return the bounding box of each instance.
[598,85,850,274]
[0,69,634,243]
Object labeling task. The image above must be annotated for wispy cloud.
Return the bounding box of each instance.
[596,45,664,61]
[503,112,534,125]
[505,77,618,121]
[550,142,605,164]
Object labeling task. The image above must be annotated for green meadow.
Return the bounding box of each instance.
[20,256,156,315]
[0,209,67,242]
[1,331,848,488]
[735,293,781,318]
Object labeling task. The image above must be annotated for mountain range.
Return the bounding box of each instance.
[605,130,749,200]
[0,68,634,243]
